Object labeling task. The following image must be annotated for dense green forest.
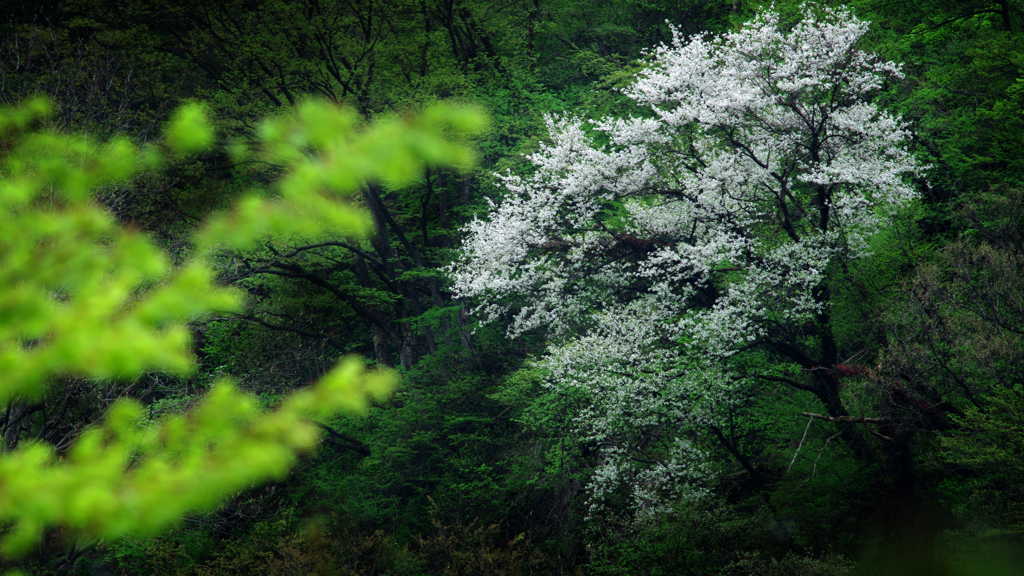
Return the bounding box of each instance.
[1,0,1022,573]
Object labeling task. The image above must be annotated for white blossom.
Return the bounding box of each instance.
[451,4,922,521]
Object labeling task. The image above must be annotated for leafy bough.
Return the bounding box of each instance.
[0,98,486,556]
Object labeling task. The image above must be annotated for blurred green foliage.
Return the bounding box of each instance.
[0,96,485,558]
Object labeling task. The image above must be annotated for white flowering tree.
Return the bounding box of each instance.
[451,5,922,519]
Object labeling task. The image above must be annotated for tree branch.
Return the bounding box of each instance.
[311,421,371,457]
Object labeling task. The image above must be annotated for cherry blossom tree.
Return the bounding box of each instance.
[451,5,922,518]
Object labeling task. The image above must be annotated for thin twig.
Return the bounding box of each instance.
[793,423,853,491]
[788,416,814,473]
[801,412,888,424]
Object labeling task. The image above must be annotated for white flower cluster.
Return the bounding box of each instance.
[451,4,921,520]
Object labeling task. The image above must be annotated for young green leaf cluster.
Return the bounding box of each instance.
[0,98,485,556]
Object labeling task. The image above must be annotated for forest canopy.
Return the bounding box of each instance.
[1,0,1022,574]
